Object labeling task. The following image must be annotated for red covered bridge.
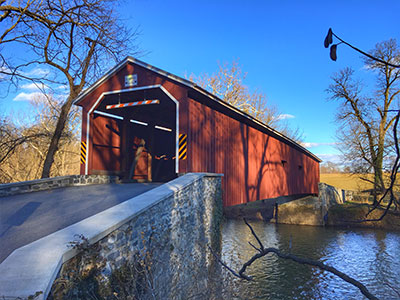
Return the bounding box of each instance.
[73,57,321,207]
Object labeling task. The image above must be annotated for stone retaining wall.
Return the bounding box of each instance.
[0,175,118,197]
[275,196,324,226]
[0,173,223,300]
[275,183,354,226]
[318,182,353,206]
[49,173,223,299]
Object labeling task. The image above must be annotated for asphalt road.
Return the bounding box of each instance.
[0,183,160,263]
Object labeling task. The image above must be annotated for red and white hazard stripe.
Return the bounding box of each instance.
[106,100,160,110]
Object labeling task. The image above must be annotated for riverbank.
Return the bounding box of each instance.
[326,203,400,231]
[223,195,327,226]
[223,182,400,231]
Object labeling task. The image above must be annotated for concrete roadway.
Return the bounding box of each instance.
[0,183,161,263]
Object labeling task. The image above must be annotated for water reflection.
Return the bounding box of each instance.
[221,219,400,300]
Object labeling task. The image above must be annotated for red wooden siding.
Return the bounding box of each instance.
[91,114,122,173]
[187,98,319,207]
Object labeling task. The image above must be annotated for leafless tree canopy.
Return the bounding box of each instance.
[0,0,138,178]
[320,161,342,174]
[192,60,304,142]
[327,39,400,196]
[0,0,135,83]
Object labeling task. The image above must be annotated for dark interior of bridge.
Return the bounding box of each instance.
[93,88,176,182]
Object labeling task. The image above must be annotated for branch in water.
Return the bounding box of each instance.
[209,219,379,300]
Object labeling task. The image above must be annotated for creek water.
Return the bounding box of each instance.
[221,219,400,300]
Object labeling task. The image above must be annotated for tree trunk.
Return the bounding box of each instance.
[372,151,385,206]
[41,94,76,178]
[376,139,386,193]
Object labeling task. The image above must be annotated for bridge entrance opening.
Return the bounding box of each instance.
[90,87,177,182]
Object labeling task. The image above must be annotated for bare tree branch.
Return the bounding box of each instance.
[243,218,264,251]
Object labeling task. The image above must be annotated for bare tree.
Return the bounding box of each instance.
[192,60,304,142]
[327,39,400,198]
[0,0,138,178]
[0,94,80,183]
[0,116,44,166]
[320,161,341,174]
[324,28,400,216]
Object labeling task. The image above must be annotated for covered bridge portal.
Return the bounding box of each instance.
[74,57,321,207]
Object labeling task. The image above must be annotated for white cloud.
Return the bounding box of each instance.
[0,66,11,73]
[0,66,11,78]
[302,142,318,148]
[1,66,50,80]
[57,84,68,90]
[301,142,337,148]
[316,153,342,164]
[13,92,44,101]
[21,67,50,78]
[0,66,49,81]
[276,114,295,120]
[21,82,48,91]
[0,66,12,79]
[14,80,68,102]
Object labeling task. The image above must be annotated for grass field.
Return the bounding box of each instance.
[320,173,375,191]
[320,173,399,192]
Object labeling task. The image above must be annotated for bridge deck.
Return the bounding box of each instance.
[0,183,160,263]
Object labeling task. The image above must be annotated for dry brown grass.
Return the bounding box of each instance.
[320,173,374,192]
[320,173,400,193]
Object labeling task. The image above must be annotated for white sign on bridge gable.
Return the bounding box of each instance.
[125,74,138,87]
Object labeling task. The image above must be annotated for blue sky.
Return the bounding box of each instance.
[2,0,400,164]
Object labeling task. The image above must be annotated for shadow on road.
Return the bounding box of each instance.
[0,201,41,237]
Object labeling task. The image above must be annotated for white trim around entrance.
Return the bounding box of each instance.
[85,84,179,175]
